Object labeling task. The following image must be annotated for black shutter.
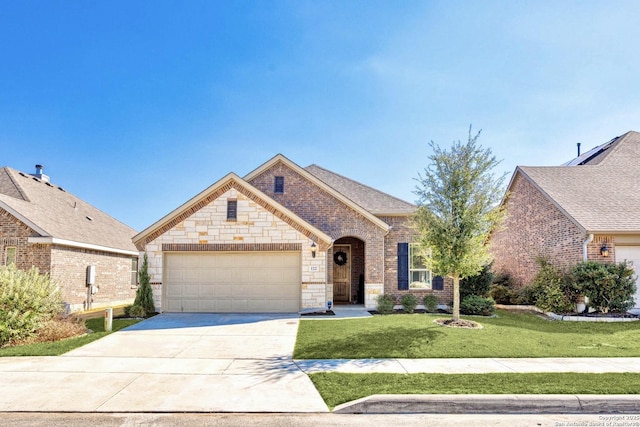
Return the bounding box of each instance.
[398,243,409,290]
[432,276,444,291]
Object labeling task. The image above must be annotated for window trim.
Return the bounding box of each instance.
[226,199,238,221]
[409,243,432,289]
[4,246,16,266]
[131,258,139,287]
[274,176,284,194]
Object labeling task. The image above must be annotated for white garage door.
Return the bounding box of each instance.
[164,252,301,313]
[615,246,640,314]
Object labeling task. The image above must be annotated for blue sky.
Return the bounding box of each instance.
[2,1,639,231]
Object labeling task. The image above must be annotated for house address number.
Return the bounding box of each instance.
[309,266,319,272]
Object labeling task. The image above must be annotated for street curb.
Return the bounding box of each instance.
[333,394,640,414]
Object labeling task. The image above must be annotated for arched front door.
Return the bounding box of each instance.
[333,237,365,304]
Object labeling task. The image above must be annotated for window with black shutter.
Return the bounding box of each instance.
[274,176,284,193]
[432,276,444,291]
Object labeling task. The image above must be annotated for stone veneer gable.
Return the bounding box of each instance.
[144,187,327,311]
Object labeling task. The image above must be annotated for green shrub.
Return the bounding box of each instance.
[376,294,396,314]
[0,265,63,346]
[460,264,494,299]
[423,294,439,313]
[511,285,536,305]
[572,261,636,313]
[134,253,155,314]
[460,295,496,316]
[530,258,577,313]
[128,305,146,318]
[489,284,514,304]
[400,294,418,314]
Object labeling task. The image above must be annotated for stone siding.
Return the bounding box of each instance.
[144,187,327,312]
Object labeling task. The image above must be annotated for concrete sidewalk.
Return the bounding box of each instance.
[295,357,640,374]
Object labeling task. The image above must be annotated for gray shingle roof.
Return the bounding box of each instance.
[518,131,640,233]
[304,164,416,215]
[0,167,137,252]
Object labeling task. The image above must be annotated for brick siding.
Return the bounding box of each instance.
[248,163,386,283]
[380,215,453,305]
[1,207,136,312]
[50,245,137,311]
[490,173,587,286]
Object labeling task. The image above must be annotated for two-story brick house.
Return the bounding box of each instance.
[490,131,640,311]
[0,165,139,312]
[133,154,452,313]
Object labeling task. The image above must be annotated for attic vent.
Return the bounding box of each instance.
[58,187,65,192]
[32,177,40,182]
[45,182,53,187]
[86,216,93,221]
[18,172,26,177]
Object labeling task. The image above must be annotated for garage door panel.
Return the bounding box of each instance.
[199,285,215,297]
[164,252,301,313]
[165,299,183,312]
[183,284,199,297]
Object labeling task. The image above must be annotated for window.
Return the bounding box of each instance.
[227,199,237,220]
[5,246,16,266]
[274,176,284,193]
[131,258,139,286]
[409,243,431,289]
[399,243,434,290]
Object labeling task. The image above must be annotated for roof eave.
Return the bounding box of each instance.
[244,154,390,232]
[28,237,138,256]
[0,199,49,236]
[511,168,588,235]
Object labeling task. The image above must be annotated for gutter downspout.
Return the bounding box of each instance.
[583,233,594,261]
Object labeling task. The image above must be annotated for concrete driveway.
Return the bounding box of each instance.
[0,313,328,413]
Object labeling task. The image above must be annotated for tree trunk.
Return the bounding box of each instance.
[452,274,460,321]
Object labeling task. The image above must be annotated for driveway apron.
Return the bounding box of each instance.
[0,313,328,413]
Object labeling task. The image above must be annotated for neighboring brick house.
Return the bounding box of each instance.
[133,154,452,313]
[490,131,640,311]
[0,165,139,312]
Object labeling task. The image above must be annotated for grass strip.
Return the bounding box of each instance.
[310,372,640,409]
[295,310,640,359]
[0,318,140,357]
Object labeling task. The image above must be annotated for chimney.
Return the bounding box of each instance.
[32,164,50,183]
[577,143,581,157]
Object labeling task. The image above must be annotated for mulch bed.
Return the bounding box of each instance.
[433,318,483,329]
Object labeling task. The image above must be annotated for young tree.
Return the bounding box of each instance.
[134,253,155,315]
[414,127,505,321]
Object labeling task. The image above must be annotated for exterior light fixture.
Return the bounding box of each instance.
[600,243,609,257]
[311,241,317,258]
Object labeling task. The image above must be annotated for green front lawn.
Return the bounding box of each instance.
[310,372,640,409]
[294,310,640,358]
[0,318,140,357]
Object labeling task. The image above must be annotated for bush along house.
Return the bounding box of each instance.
[133,154,453,313]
